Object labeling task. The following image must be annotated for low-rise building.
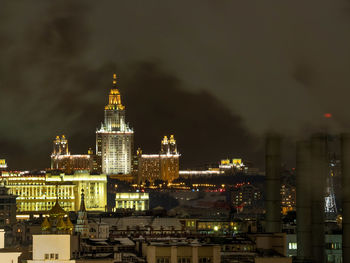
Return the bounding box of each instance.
[28,234,79,263]
[115,192,149,211]
[0,170,107,217]
[286,234,342,262]
[145,242,221,263]
[0,229,22,263]
[0,185,16,226]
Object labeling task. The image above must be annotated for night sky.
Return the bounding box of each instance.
[0,1,348,170]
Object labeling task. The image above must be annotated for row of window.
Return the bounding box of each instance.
[44,253,59,260]
[156,257,212,263]
[289,242,342,250]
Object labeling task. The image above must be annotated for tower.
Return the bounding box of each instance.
[52,135,69,156]
[96,74,134,175]
[53,136,61,155]
[160,136,169,154]
[75,189,89,238]
[60,135,69,155]
[325,154,338,220]
[160,135,178,155]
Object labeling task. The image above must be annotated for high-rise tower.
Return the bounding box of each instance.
[96,74,134,175]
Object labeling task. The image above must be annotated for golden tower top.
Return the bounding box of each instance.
[105,74,125,110]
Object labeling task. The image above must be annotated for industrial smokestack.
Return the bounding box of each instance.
[296,140,312,262]
[341,133,350,263]
[310,134,327,263]
[265,134,281,233]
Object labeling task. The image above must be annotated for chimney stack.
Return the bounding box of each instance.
[341,133,350,263]
[296,140,312,262]
[265,134,282,233]
[310,134,327,263]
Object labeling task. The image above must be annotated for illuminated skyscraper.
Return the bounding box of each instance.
[96,74,134,175]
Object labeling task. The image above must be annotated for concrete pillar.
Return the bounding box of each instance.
[296,141,312,261]
[171,246,177,263]
[341,133,350,263]
[265,134,282,233]
[0,229,4,249]
[192,246,198,263]
[310,134,327,263]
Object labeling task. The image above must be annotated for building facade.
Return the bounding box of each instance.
[145,243,221,263]
[231,183,262,212]
[28,234,79,263]
[0,186,16,226]
[96,74,134,175]
[115,192,149,211]
[0,171,107,215]
[136,135,180,183]
[51,135,100,174]
[281,184,296,215]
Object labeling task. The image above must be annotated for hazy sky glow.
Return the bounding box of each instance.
[0,0,349,169]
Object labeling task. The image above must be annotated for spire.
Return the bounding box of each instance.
[80,189,86,212]
[53,136,61,155]
[65,216,74,231]
[105,73,125,110]
[49,201,66,217]
[41,216,51,231]
[161,136,169,154]
[60,135,69,155]
[169,135,176,144]
[169,135,178,154]
[113,73,117,86]
[162,136,168,145]
[56,216,67,230]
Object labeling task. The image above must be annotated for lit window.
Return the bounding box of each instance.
[199,257,212,263]
[178,257,191,263]
[156,257,170,263]
[288,243,297,250]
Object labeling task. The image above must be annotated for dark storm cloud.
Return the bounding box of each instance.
[0,0,349,169]
[122,62,261,168]
[0,1,102,168]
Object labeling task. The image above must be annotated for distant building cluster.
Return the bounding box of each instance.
[0,74,320,263]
